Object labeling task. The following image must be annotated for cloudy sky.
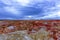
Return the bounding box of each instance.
[0,0,60,20]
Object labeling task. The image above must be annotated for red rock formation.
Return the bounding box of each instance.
[0,20,60,40]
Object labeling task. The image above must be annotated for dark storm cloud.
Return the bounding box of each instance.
[19,7,44,16]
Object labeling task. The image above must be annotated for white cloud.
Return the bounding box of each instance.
[1,0,60,20]
[23,10,60,20]
[38,10,60,19]
[4,6,22,15]
[14,0,30,6]
[25,15,33,18]
[0,0,12,5]
[1,0,31,6]
[23,15,33,20]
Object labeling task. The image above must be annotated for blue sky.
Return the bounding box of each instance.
[0,0,60,20]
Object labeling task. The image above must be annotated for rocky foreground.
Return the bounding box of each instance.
[0,20,60,40]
